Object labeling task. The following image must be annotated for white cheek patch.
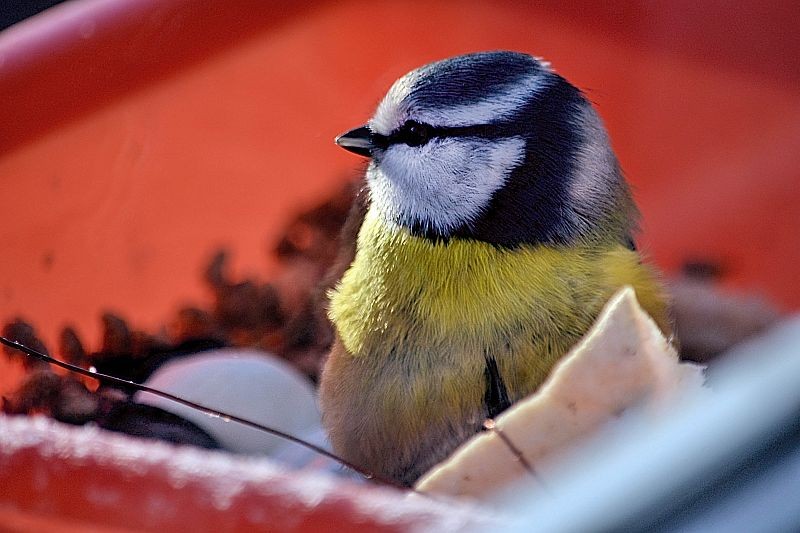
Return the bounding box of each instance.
[367,136,526,233]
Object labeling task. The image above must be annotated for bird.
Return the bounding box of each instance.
[319,51,671,487]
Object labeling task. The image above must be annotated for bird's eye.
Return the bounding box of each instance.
[398,120,432,147]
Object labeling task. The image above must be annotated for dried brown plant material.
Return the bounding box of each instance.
[170,307,224,344]
[203,249,228,290]
[204,250,283,333]
[273,181,359,266]
[100,312,132,357]
[59,326,87,367]
[1,318,50,371]
[52,377,100,424]
[2,369,99,424]
[2,369,59,415]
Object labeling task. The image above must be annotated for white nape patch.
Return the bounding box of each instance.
[568,107,618,230]
[370,74,549,134]
[367,136,526,234]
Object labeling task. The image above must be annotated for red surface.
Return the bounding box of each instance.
[0,415,485,531]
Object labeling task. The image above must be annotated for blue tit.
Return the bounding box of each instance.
[319,51,670,486]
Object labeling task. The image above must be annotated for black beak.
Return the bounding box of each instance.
[335,125,374,157]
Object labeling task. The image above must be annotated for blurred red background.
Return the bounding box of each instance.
[1,0,799,351]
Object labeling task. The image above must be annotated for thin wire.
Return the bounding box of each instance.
[0,335,408,491]
[483,418,547,488]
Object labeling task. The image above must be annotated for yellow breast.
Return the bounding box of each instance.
[323,207,669,482]
[329,208,669,391]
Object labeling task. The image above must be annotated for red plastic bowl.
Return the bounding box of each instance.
[0,0,798,529]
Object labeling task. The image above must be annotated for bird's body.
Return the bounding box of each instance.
[319,51,670,486]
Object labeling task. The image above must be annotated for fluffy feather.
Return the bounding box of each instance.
[321,210,669,485]
[367,136,526,235]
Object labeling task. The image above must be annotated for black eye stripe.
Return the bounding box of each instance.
[395,120,431,147]
[371,121,513,149]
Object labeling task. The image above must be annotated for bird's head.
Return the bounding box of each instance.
[336,51,637,248]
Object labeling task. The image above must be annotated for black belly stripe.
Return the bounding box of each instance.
[484,355,512,419]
